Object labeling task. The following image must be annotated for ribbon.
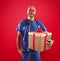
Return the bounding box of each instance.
[44,33,48,51]
[32,29,48,51]
[33,32,35,49]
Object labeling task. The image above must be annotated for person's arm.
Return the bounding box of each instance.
[37,20,54,46]
[16,31,24,56]
[16,31,21,49]
[36,20,47,31]
[16,21,25,56]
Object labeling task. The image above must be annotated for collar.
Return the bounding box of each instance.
[26,18,35,25]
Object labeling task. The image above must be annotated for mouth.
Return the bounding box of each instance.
[29,14,34,17]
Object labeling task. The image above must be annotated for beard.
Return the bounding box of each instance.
[29,14,35,18]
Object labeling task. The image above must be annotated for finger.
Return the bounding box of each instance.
[51,40,54,46]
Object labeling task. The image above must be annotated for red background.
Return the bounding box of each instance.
[0,0,60,61]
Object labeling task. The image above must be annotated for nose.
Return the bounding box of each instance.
[30,10,34,14]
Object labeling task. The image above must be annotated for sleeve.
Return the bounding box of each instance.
[37,20,47,31]
[16,22,22,32]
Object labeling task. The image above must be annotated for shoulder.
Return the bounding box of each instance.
[35,19,42,24]
[18,19,27,25]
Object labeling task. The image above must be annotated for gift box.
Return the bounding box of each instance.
[28,32,53,52]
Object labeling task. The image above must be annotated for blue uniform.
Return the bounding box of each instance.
[16,18,47,61]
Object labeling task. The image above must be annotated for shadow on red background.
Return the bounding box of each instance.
[0,0,60,61]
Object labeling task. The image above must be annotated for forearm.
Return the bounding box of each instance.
[16,38,20,49]
[16,31,21,49]
[42,30,47,32]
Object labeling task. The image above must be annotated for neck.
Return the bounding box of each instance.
[27,16,34,21]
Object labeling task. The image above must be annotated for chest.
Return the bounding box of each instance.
[22,22,38,32]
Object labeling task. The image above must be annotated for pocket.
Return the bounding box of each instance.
[22,26,27,32]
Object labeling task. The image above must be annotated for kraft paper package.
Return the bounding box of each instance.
[28,32,54,52]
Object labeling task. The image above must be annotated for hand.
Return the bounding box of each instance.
[50,40,54,46]
[18,48,25,56]
[47,40,54,48]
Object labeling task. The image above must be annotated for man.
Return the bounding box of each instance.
[16,6,47,61]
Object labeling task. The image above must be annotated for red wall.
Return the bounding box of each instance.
[0,0,60,61]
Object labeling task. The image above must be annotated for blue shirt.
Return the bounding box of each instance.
[16,19,47,51]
